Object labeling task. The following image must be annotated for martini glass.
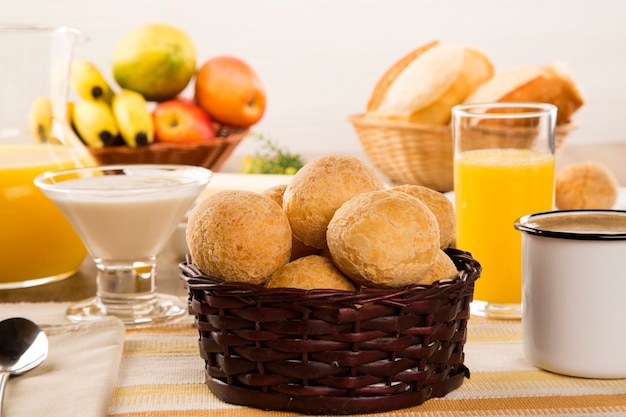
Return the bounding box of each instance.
[34,164,212,326]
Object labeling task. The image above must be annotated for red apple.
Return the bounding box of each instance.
[152,99,215,143]
[194,55,266,128]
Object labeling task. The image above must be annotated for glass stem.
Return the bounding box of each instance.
[95,257,158,314]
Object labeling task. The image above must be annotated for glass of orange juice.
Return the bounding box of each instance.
[452,102,557,319]
[0,25,93,289]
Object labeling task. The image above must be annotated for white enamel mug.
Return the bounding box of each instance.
[515,210,626,378]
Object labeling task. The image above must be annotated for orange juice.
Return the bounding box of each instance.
[454,149,554,304]
[0,144,89,286]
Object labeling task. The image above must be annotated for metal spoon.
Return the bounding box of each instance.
[0,318,48,416]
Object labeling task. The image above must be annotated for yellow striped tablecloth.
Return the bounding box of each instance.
[110,309,626,417]
[3,303,624,416]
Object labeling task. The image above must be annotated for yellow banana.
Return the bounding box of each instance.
[72,99,119,148]
[67,100,82,143]
[28,95,53,142]
[111,89,154,147]
[66,101,75,126]
[70,59,114,103]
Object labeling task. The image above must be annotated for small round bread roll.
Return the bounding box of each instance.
[283,155,385,250]
[390,184,456,249]
[265,255,356,291]
[555,161,619,210]
[262,184,288,204]
[263,184,319,261]
[327,190,440,288]
[418,249,458,285]
[186,190,292,285]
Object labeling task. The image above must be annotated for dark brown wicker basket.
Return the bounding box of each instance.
[88,128,248,171]
[180,247,481,415]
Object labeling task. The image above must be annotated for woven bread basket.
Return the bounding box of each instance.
[87,128,248,171]
[349,114,577,192]
[180,247,481,415]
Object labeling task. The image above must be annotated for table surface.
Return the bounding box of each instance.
[2,141,626,416]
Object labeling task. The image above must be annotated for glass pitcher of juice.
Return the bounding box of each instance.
[0,25,95,288]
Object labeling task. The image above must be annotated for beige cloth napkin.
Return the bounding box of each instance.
[0,303,125,417]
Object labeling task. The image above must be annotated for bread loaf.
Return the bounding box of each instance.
[463,63,584,124]
[367,40,494,124]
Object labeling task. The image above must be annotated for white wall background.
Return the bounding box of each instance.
[6,0,626,168]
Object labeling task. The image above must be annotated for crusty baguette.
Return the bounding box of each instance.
[366,40,440,112]
[463,63,584,124]
[367,41,494,124]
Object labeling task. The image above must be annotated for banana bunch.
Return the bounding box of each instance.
[111,90,154,147]
[28,96,54,143]
[27,96,73,145]
[69,59,154,148]
[70,60,114,103]
[72,99,119,148]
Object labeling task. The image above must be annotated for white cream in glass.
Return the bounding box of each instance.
[34,164,212,326]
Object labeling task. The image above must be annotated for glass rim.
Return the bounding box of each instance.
[452,102,558,119]
[34,164,213,191]
[0,23,88,42]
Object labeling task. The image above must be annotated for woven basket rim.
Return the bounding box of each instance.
[88,129,248,156]
[348,113,579,134]
[86,129,248,171]
[348,113,450,133]
[180,247,481,306]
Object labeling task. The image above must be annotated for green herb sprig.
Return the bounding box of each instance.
[240,132,304,175]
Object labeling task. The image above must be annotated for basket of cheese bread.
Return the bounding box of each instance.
[180,155,481,415]
[349,40,584,192]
